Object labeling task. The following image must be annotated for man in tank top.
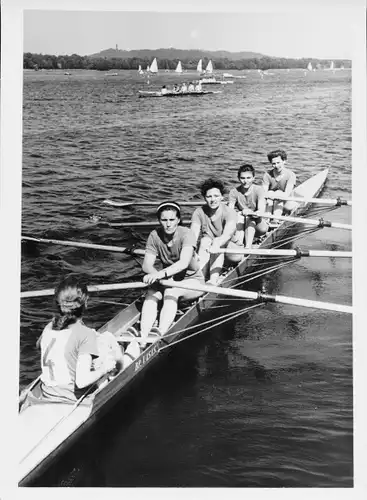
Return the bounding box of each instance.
[191,178,244,285]
[228,164,269,248]
[262,149,297,219]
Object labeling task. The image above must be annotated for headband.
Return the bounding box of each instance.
[156,201,181,214]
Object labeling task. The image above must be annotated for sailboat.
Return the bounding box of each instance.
[175,61,183,73]
[197,59,203,73]
[205,60,213,74]
[307,62,313,71]
[149,58,158,74]
[146,64,150,72]
[329,61,335,71]
[138,65,144,75]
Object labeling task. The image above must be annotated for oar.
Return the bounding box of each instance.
[212,248,352,258]
[21,282,148,299]
[158,279,352,314]
[248,211,352,231]
[21,279,352,313]
[21,236,146,255]
[266,194,352,207]
[108,220,191,227]
[103,200,203,208]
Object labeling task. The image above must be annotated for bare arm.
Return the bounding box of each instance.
[142,252,158,275]
[163,246,194,278]
[284,177,296,196]
[75,353,113,389]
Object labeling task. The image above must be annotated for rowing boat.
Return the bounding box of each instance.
[138,90,221,98]
[18,168,329,485]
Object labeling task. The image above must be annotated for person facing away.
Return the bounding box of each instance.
[37,275,121,403]
[180,82,188,93]
[190,178,244,285]
[188,82,195,92]
[139,202,205,348]
[228,164,269,248]
[262,149,297,218]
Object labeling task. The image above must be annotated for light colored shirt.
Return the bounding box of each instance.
[263,167,296,192]
[145,225,203,281]
[39,321,99,402]
[191,204,238,240]
[228,184,265,212]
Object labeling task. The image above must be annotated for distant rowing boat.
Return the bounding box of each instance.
[138,90,222,98]
[18,168,329,485]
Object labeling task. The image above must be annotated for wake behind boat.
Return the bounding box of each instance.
[18,168,331,486]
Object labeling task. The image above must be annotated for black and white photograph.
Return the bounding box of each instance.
[0,0,366,494]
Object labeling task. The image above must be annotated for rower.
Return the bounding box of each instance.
[161,85,168,95]
[262,149,297,219]
[181,82,188,93]
[139,202,205,348]
[228,164,269,248]
[188,82,195,92]
[190,178,244,285]
[35,275,121,404]
[194,80,202,92]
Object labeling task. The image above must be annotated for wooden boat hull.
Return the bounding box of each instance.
[18,168,329,486]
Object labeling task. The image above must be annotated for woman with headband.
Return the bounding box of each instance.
[36,275,120,403]
[139,201,205,348]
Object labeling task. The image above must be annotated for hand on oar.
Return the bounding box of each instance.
[265,193,352,207]
[248,211,352,231]
[21,236,146,256]
[212,248,352,258]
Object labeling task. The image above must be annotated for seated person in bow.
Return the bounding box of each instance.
[262,149,297,218]
[139,202,205,348]
[190,178,244,285]
[228,164,269,248]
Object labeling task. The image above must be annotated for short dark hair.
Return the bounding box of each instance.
[199,178,226,197]
[237,164,255,179]
[267,149,287,162]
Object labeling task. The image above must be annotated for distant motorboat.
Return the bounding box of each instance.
[64,72,71,76]
[223,72,234,78]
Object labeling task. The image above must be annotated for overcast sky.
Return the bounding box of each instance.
[23,9,357,60]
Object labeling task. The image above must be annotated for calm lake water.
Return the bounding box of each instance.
[20,68,352,487]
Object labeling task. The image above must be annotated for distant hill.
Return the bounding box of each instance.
[88,47,267,61]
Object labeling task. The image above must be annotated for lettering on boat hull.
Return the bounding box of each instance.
[134,343,159,372]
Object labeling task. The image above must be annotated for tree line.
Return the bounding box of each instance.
[23,52,351,71]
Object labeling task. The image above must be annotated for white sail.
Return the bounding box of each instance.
[138,65,144,74]
[197,59,203,72]
[146,65,150,72]
[307,62,312,71]
[175,61,183,73]
[149,58,158,73]
[329,61,334,70]
[205,60,213,74]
